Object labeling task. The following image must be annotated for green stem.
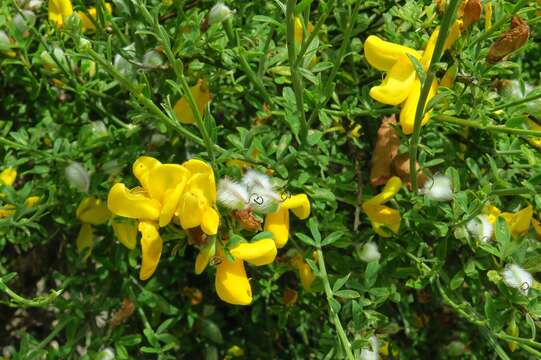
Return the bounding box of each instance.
[409,0,461,192]
[433,114,541,137]
[492,91,541,111]
[0,276,62,308]
[296,0,336,62]
[286,0,308,146]
[315,246,354,360]
[35,318,70,350]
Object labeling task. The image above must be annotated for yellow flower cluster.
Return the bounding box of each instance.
[363,21,462,134]
[0,168,40,218]
[484,204,533,237]
[75,197,111,258]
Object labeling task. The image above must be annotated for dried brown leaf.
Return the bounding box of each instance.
[370,115,400,187]
[462,0,482,28]
[487,16,529,63]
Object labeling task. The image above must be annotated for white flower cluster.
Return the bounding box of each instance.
[218,170,281,214]
[466,215,494,242]
[502,264,533,295]
[422,175,453,202]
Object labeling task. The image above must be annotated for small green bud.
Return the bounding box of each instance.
[208,3,234,26]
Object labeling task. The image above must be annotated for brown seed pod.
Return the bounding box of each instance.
[487,16,529,63]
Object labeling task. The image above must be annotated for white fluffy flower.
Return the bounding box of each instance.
[208,2,235,25]
[423,175,453,202]
[217,178,249,210]
[359,242,381,263]
[247,186,280,214]
[242,170,273,191]
[360,336,379,360]
[65,162,90,193]
[502,264,533,295]
[466,215,493,242]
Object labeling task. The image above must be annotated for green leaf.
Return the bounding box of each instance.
[332,273,351,292]
[334,289,360,299]
[450,271,464,290]
[296,232,316,247]
[321,231,344,247]
[307,218,321,244]
[407,54,426,84]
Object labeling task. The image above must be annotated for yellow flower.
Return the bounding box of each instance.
[75,196,112,258]
[291,255,315,291]
[215,238,277,305]
[0,168,17,186]
[108,156,219,280]
[177,159,220,235]
[112,218,138,249]
[362,176,401,237]
[48,0,73,29]
[264,194,310,248]
[363,21,462,134]
[78,3,113,31]
[173,79,212,124]
[483,204,533,237]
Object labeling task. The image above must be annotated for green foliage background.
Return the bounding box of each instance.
[1,0,541,358]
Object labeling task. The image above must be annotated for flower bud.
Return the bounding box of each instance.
[12,10,36,34]
[487,16,529,63]
[358,242,381,263]
[27,0,43,10]
[65,162,90,193]
[208,2,234,26]
[78,37,91,51]
[91,121,107,137]
[422,175,453,202]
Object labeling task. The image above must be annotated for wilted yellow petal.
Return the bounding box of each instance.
[76,223,93,258]
[112,219,137,249]
[264,207,289,248]
[107,183,161,221]
[369,55,416,105]
[364,35,420,71]
[76,196,112,225]
[132,156,161,193]
[173,79,212,124]
[215,248,252,305]
[138,221,163,280]
[230,238,277,266]
[48,0,73,28]
[201,207,219,235]
[0,168,16,186]
[444,20,463,50]
[281,194,311,219]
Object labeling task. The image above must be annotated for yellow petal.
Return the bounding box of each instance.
[281,194,311,219]
[441,63,457,88]
[183,159,216,202]
[421,27,440,69]
[365,205,401,237]
[294,16,303,44]
[76,223,93,259]
[215,247,252,305]
[444,20,463,51]
[507,205,533,236]
[296,260,315,291]
[364,35,420,71]
[201,207,220,235]
[159,182,187,227]
[48,0,73,28]
[399,78,437,135]
[138,221,163,280]
[173,79,212,124]
[0,204,15,218]
[24,196,41,208]
[264,207,289,248]
[195,243,215,274]
[532,218,541,238]
[112,219,137,249]
[147,164,190,204]
[177,191,204,230]
[76,196,112,225]
[107,183,161,221]
[369,55,416,105]
[230,238,277,266]
[0,168,17,186]
[78,4,112,31]
[484,204,501,224]
[363,176,402,207]
[132,156,161,193]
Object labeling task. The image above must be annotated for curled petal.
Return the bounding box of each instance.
[112,219,137,249]
[159,182,187,227]
[369,55,416,105]
[107,183,161,221]
[264,207,289,248]
[138,221,163,280]
[173,79,212,124]
[364,35,420,71]
[421,27,440,68]
[201,207,220,235]
[215,248,252,305]
[76,196,111,225]
[230,239,277,266]
[399,78,437,135]
[0,168,17,186]
[132,156,161,193]
[363,176,402,207]
[444,20,463,50]
[282,194,311,220]
[76,223,93,259]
